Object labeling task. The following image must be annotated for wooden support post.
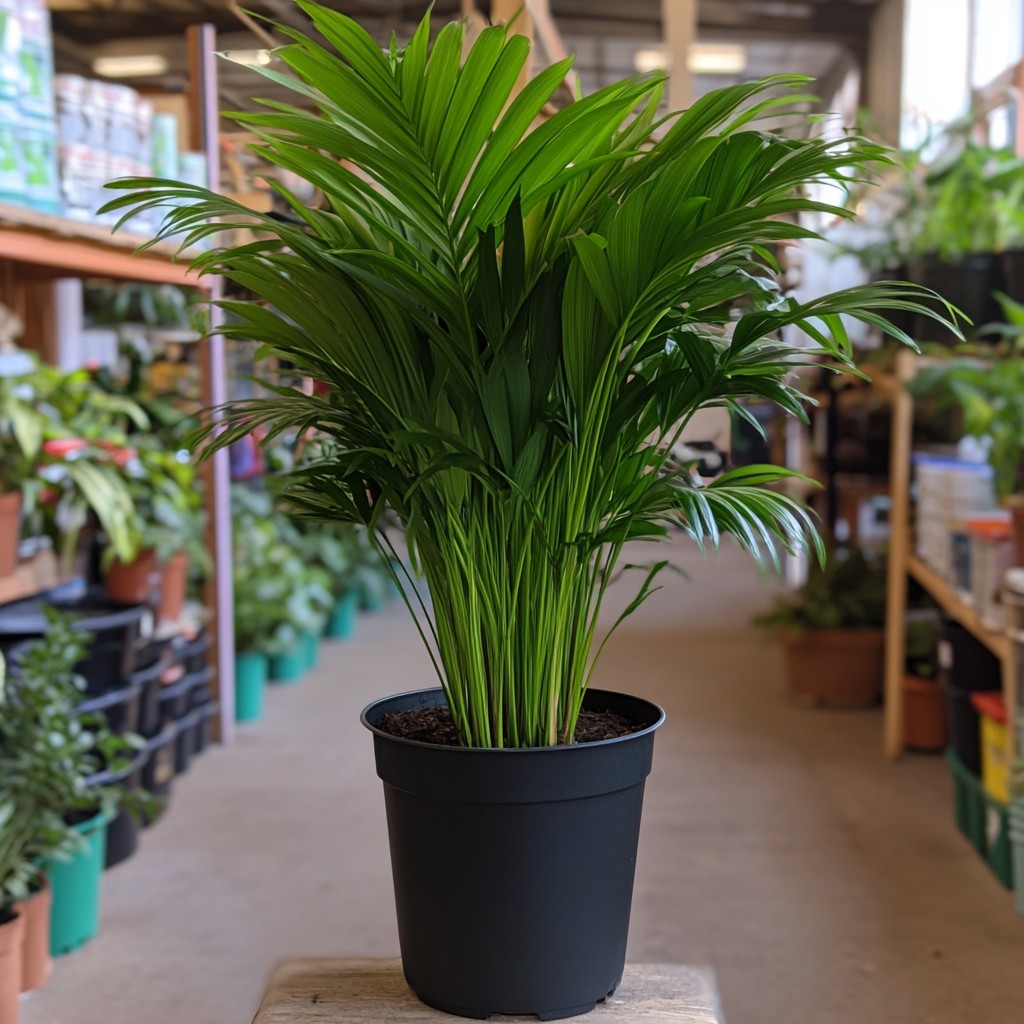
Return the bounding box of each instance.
[493,0,535,89]
[883,349,915,759]
[664,0,697,111]
[188,23,235,743]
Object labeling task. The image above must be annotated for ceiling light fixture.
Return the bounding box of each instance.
[634,47,671,74]
[688,43,748,76]
[92,54,169,78]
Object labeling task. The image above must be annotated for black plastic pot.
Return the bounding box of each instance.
[178,631,211,674]
[142,722,177,825]
[85,747,149,869]
[186,666,214,708]
[193,702,218,755]
[158,673,194,722]
[0,588,149,694]
[908,253,1004,342]
[362,687,664,1021]
[131,659,164,738]
[75,678,142,736]
[1001,248,1024,302]
[173,708,201,775]
[939,620,1000,775]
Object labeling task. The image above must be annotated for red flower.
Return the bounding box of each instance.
[41,438,88,457]
[98,441,137,467]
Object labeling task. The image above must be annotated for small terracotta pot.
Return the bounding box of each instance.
[781,628,885,708]
[0,909,24,1024]
[903,674,949,752]
[1006,498,1024,567]
[0,491,21,578]
[156,552,189,623]
[15,880,52,993]
[105,548,160,604]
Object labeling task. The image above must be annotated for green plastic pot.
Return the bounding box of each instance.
[269,644,305,684]
[235,651,268,722]
[324,590,358,640]
[301,630,320,670]
[47,810,109,956]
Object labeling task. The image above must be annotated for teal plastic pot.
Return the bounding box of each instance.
[47,811,109,956]
[235,651,268,722]
[325,591,358,640]
[269,644,305,684]
[388,559,405,600]
[301,631,320,670]
[360,583,385,612]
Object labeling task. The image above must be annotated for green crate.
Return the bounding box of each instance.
[946,748,1014,889]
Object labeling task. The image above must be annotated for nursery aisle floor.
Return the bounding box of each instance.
[20,536,1024,1024]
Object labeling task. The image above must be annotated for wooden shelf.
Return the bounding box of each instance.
[0,550,67,608]
[0,202,196,285]
[885,348,1018,765]
[906,554,1012,660]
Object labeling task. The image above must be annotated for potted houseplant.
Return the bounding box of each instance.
[903,613,948,751]
[0,615,144,962]
[756,547,888,707]
[231,486,331,694]
[905,142,1024,338]
[103,439,209,621]
[9,361,140,580]
[908,294,1024,555]
[103,3,958,1017]
[0,370,45,577]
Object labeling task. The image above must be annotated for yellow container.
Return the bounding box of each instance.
[972,692,1011,803]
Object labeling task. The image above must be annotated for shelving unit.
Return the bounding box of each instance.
[883,348,1019,760]
[0,23,234,739]
[0,202,195,284]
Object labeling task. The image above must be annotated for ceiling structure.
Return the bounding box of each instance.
[44,0,883,109]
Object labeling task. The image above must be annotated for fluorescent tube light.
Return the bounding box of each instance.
[634,47,670,74]
[92,54,169,78]
[688,43,748,76]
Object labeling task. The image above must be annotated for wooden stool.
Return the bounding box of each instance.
[252,958,723,1023]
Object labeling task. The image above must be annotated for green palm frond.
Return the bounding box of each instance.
[103,1,960,748]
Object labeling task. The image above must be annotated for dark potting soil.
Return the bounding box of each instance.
[376,706,645,747]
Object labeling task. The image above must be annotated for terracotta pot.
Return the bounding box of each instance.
[0,491,21,578]
[781,628,884,708]
[1005,498,1024,567]
[105,548,160,604]
[156,552,189,623]
[902,674,949,752]
[14,881,51,993]
[0,909,24,1024]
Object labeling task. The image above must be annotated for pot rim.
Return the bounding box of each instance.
[361,686,665,754]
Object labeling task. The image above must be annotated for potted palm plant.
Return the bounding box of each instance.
[103,3,958,1017]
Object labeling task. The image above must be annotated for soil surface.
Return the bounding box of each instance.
[376,706,645,746]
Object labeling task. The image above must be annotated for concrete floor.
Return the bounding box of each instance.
[20,538,1024,1024]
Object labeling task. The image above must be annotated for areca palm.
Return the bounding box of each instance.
[103,0,956,747]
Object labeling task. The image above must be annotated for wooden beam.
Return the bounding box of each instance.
[664,0,696,111]
[493,0,535,91]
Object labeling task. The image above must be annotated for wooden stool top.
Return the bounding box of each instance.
[252,958,722,1023]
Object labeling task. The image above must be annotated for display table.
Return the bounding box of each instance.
[251,958,723,1023]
